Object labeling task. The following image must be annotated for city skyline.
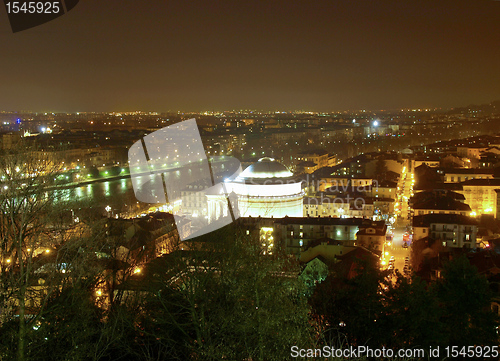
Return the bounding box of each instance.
[1,0,500,112]
[0,97,499,115]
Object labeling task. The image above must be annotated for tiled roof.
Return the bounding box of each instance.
[413,213,477,227]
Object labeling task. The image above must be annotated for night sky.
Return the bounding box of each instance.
[1,0,500,112]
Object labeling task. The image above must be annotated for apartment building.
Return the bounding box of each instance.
[413,214,478,249]
[458,179,500,217]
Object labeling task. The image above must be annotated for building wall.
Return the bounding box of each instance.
[373,199,395,215]
[459,185,497,216]
[356,233,385,251]
[365,159,404,176]
[180,184,209,218]
[457,146,488,159]
[414,160,440,168]
[413,226,429,241]
[413,223,477,248]
[303,197,373,218]
[278,222,360,256]
[444,173,493,183]
[207,182,304,221]
[414,209,469,217]
[1,132,21,150]
[237,195,304,218]
[369,185,396,199]
[429,223,477,248]
[299,244,356,263]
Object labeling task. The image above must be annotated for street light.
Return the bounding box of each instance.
[105,205,111,217]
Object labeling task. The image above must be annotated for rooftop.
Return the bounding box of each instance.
[440,167,495,175]
[274,216,365,226]
[461,178,500,186]
[413,198,471,211]
[298,149,328,156]
[237,157,293,179]
[413,213,477,227]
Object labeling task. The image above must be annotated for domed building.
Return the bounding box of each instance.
[207,157,304,221]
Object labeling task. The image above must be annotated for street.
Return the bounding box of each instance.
[380,162,413,275]
[384,226,411,274]
[394,163,414,224]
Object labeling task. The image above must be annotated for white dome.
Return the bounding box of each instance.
[210,157,304,220]
[238,157,293,179]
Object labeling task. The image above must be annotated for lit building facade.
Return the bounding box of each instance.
[412,214,478,249]
[458,179,500,217]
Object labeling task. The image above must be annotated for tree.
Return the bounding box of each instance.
[24,283,105,361]
[87,166,100,179]
[300,258,328,296]
[310,255,389,347]
[380,273,444,347]
[0,143,66,361]
[0,199,150,360]
[434,255,499,346]
[137,224,314,360]
[0,142,109,361]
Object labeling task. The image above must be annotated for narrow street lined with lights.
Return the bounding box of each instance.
[380,228,410,275]
[382,163,414,275]
[396,164,415,224]
[386,227,411,274]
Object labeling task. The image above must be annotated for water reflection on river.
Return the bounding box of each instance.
[53,157,239,215]
[53,177,144,214]
[53,169,189,215]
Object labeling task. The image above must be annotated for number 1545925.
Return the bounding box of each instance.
[5,2,61,14]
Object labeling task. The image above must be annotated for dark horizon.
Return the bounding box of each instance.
[1,0,500,113]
